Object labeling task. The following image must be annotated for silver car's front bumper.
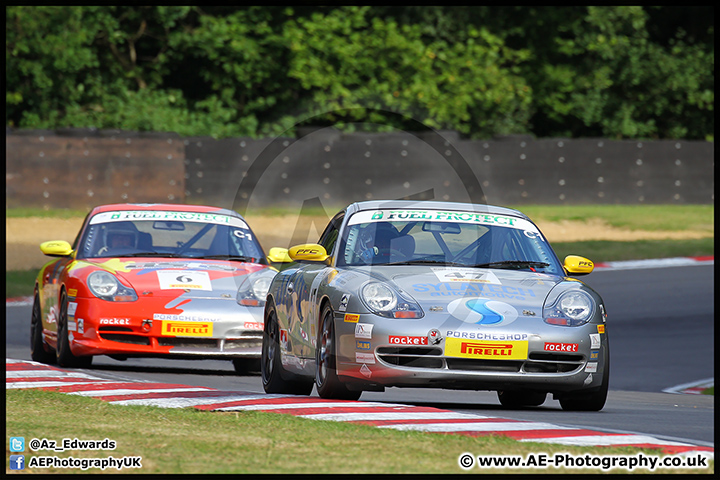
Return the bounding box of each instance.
[333,312,608,393]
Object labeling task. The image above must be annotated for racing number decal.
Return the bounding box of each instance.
[156,270,212,290]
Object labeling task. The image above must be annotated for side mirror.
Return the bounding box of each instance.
[40,240,73,257]
[266,247,292,264]
[563,255,594,276]
[288,244,331,264]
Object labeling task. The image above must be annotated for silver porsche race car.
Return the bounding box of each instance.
[261,201,609,411]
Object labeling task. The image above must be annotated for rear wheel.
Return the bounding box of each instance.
[497,390,546,408]
[56,290,92,368]
[261,301,313,395]
[30,292,55,364]
[316,304,361,400]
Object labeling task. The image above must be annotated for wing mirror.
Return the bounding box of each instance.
[40,240,74,257]
[266,247,292,264]
[563,255,594,276]
[288,244,331,265]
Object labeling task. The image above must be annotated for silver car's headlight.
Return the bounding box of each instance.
[362,282,397,311]
[543,290,594,326]
[360,282,424,319]
[237,268,276,307]
[87,271,137,302]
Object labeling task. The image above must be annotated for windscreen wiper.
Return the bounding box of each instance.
[385,259,468,267]
[197,255,257,262]
[470,260,550,269]
[118,252,180,257]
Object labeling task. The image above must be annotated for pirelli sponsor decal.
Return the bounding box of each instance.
[444,337,528,360]
[161,321,213,337]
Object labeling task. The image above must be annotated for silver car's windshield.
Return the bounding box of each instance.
[338,209,563,274]
[76,212,265,263]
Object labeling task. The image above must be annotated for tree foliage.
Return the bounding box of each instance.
[5,6,714,140]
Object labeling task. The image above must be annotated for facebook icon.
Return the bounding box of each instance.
[10,455,25,470]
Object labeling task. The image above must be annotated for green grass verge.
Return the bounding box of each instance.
[513,204,714,232]
[6,389,712,474]
[6,269,38,299]
[5,207,89,219]
[553,237,714,263]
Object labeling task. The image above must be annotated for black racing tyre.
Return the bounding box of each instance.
[232,358,261,375]
[55,290,92,368]
[261,301,313,395]
[315,304,361,401]
[559,343,610,412]
[30,292,56,364]
[497,390,547,408]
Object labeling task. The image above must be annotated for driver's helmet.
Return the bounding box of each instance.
[357,222,399,263]
[103,222,138,249]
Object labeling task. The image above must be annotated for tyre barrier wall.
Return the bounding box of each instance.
[5,127,714,211]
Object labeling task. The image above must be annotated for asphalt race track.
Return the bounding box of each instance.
[5,263,714,449]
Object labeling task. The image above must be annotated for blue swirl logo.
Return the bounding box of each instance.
[447,298,519,326]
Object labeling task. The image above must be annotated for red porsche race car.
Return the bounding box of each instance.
[30,203,279,373]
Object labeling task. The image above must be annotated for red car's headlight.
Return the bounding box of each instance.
[87,271,138,302]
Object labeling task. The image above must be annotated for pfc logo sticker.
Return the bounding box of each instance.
[444,337,528,360]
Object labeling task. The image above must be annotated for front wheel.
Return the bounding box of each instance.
[261,301,313,395]
[56,290,92,368]
[30,292,55,364]
[316,304,361,400]
[559,344,609,412]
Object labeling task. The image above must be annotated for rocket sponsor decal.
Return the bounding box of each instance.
[543,342,579,352]
[99,318,132,326]
[388,335,428,346]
